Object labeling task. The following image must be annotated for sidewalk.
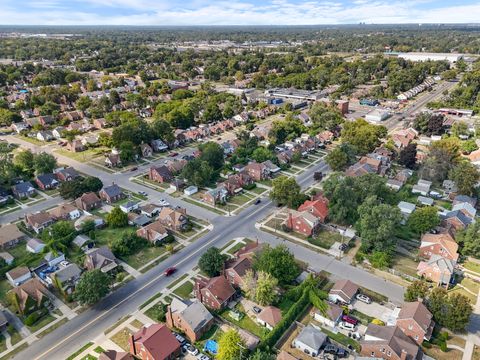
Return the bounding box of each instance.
[463,289,480,360]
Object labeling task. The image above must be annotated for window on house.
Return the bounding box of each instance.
[408,324,413,330]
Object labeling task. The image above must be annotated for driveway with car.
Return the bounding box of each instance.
[351,300,397,324]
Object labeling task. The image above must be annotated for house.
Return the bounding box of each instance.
[136,221,169,245]
[417,255,455,287]
[25,212,56,233]
[361,324,421,360]
[73,234,91,249]
[6,266,32,286]
[0,187,11,206]
[285,210,320,237]
[140,204,162,218]
[244,162,269,181]
[442,180,458,195]
[0,252,14,266]
[75,192,102,211]
[292,325,327,357]
[204,186,228,206]
[66,140,85,153]
[412,179,432,196]
[417,196,434,206]
[257,306,282,330]
[149,166,173,183]
[158,207,188,231]
[139,143,153,158]
[55,167,80,182]
[0,224,26,249]
[184,186,198,196]
[99,184,125,204]
[166,298,214,343]
[235,240,264,260]
[452,195,477,207]
[312,302,343,328]
[419,233,459,262]
[297,195,329,222]
[12,181,36,199]
[396,302,434,344]
[195,276,236,310]
[11,122,29,133]
[151,139,168,152]
[165,159,187,174]
[328,279,359,304]
[398,201,416,219]
[262,160,281,175]
[36,131,54,142]
[452,201,477,218]
[93,118,107,129]
[225,257,253,288]
[50,263,82,295]
[128,213,152,227]
[49,203,81,220]
[84,247,118,273]
[105,152,122,168]
[387,179,404,192]
[99,350,134,360]
[346,157,381,177]
[129,324,181,360]
[45,252,65,267]
[8,278,49,315]
[442,210,473,231]
[26,238,45,254]
[120,201,140,213]
[35,173,59,190]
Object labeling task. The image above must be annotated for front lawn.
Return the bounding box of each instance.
[121,244,169,270]
[111,327,133,351]
[173,281,194,299]
[95,227,136,247]
[463,261,480,275]
[391,253,419,278]
[27,312,56,332]
[308,229,343,249]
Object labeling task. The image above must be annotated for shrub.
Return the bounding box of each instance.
[24,312,39,326]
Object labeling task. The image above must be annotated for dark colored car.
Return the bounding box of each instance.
[336,348,348,358]
[323,344,338,354]
[254,199,261,205]
[252,306,261,314]
[339,243,348,251]
[130,166,138,171]
[164,267,176,276]
[169,152,178,157]
[342,314,359,325]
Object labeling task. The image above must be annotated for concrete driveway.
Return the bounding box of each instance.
[352,299,397,324]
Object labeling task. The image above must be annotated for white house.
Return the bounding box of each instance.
[0,252,14,265]
[120,201,140,213]
[184,186,198,196]
[36,131,54,142]
[398,201,416,220]
[293,325,327,357]
[26,238,46,254]
[6,267,32,286]
[44,252,65,267]
[256,306,282,331]
[312,303,343,329]
[328,279,359,304]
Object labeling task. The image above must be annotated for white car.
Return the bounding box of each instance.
[159,199,170,207]
[183,344,199,356]
[339,321,356,331]
[197,354,210,360]
[356,294,372,304]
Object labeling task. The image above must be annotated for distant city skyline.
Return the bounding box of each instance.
[1,1,480,26]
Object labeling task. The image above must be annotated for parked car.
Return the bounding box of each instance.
[130,166,138,171]
[197,354,210,360]
[254,199,261,205]
[138,191,147,196]
[323,344,338,354]
[169,152,178,157]
[339,321,355,331]
[356,293,372,304]
[183,344,199,356]
[175,333,186,345]
[252,306,262,314]
[165,267,176,276]
[342,315,359,325]
[336,348,348,358]
[339,243,348,251]
[159,199,170,206]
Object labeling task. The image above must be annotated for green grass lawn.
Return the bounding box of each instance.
[121,244,169,270]
[226,241,248,255]
[0,280,12,306]
[449,286,477,303]
[220,304,269,339]
[8,243,44,269]
[55,147,109,162]
[173,281,194,299]
[249,187,267,195]
[27,313,56,332]
[309,230,343,249]
[66,342,94,360]
[460,277,480,295]
[228,194,253,206]
[463,261,480,275]
[110,328,133,352]
[391,253,419,277]
[95,227,136,247]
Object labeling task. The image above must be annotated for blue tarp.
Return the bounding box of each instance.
[204,340,218,354]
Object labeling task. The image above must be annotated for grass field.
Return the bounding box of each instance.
[173,281,194,299]
[463,261,480,275]
[220,304,269,339]
[111,328,133,351]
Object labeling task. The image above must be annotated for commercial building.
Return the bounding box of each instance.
[398,52,463,64]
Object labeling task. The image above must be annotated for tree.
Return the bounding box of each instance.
[398,143,417,169]
[106,207,128,228]
[33,152,57,175]
[251,147,275,163]
[413,112,445,136]
[461,139,478,154]
[59,176,103,199]
[451,121,469,138]
[445,293,473,331]
[217,329,245,360]
[421,138,460,182]
[249,350,275,360]
[42,221,76,251]
[199,142,225,171]
[81,176,103,193]
[269,176,306,209]
[449,161,480,196]
[119,141,136,163]
[198,247,228,277]
[269,115,306,145]
[407,206,440,235]
[0,108,17,126]
[241,269,257,300]
[308,102,344,131]
[341,119,387,155]
[74,269,111,305]
[355,196,401,253]
[325,143,356,171]
[404,280,429,302]
[14,149,35,177]
[181,159,216,187]
[151,119,174,144]
[368,251,391,269]
[427,287,448,323]
[253,245,300,285]
[111,232,148,257]
[255,271,278,306]
[202,101,223,123]
[76,96,92,111]
[457,222,480,258]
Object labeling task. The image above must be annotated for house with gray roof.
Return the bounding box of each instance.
[293,325,327,357]
[99,184,125,204]
[12,181,36,199]
[51,263,82,295]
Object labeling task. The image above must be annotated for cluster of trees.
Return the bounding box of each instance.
[198,247,228,277]
[269,176,308,209]
[413,112,446,136]
[74,269,112,306]
[405,280,472,332]
[242,270,278,306]
[110,232,149,258]
[325,143,357,171]
[341,119,387,155]
[40,221,76,256]
[181,142,225,187]
[59,176,103,199]
[14,150,57,177]
[268,115,306,145]
[308,102,344,132]
[457,222,480,258]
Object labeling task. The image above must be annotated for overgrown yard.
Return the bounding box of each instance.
[121,244,169,270]
[391,253,419,278]
[308,229,343,249]
[111,327,133,351]
[220,304,269,339]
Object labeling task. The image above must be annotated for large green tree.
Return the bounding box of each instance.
[33,152,57,175]
[199,142,225,171]
[255,271,278,306]
[198,247,228,277]
[253,245,300,285]
[74,269,111,306]
[341,119,387,155]
[449,161,480,196]
[269,176,306,209]
[407,206,440,235]
[106,207,128,228]
[457,222,480,258]
[325,143,356,171]
[217,329,245,360]
[404,280,429,302]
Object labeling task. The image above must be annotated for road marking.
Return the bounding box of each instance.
[36,230,224,360]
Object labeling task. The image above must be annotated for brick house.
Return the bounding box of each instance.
[75,192,102,211]
[25,212,56,233]
[11,181,36,199]
[8,278,49,316]
[166,298,214,343]
[99,184,125,204]
[417,255,455,287]
[66,140,85,153]
[48,203,81,220]
[55,167,80,182]
[84,246,118,273]
[396,301,434,344]
[195,276,236,310]
[244,162,269,181]
[105,152,122,168]
[165,159,187,174]
[225,257,253,288]
[129,324,181,360]
[203,186,228,206]
[158,207,188,231]
[149,166,173,183]
[139,143,153,158]
[136,220,169,245]
[361,324,422,360]
[297,195,329,223]
[284,210,321,236]
[35,173,59,190]
[419,233,459,262]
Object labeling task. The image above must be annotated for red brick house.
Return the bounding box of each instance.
[136,220,169,245]
[195,276,236,310]
[297,195,329,222]
[149,166,173,183]
[66,140,85,153]
[99,184,125,204]
[129,324,181,360]
[75,192,102,211]
[396,301,434,345]
[158,207,188,231]
[417,255,455,287]
[244,162,269,181]
[165,159,187,174]
[166,298,214,343]
[419,233,459,262]
[225,257,253,288]
[284,210,321,236]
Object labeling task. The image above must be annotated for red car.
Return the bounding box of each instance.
[168,152,178,157]
[164,267,177,276]
[342,315,359,325]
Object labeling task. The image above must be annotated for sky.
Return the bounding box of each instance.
[1,0,480,26]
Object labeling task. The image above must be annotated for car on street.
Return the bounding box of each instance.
[183,344,199,356]
[165,267,176,276]
[342,315,358,325]
[339,243,348,251]
[339,321,355,331]
[130,166,138,171]
[159,199,170,206]
[254,199,261,205]
[356,293,371,304]
[138,191,147,196]
[252,306,262,314]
